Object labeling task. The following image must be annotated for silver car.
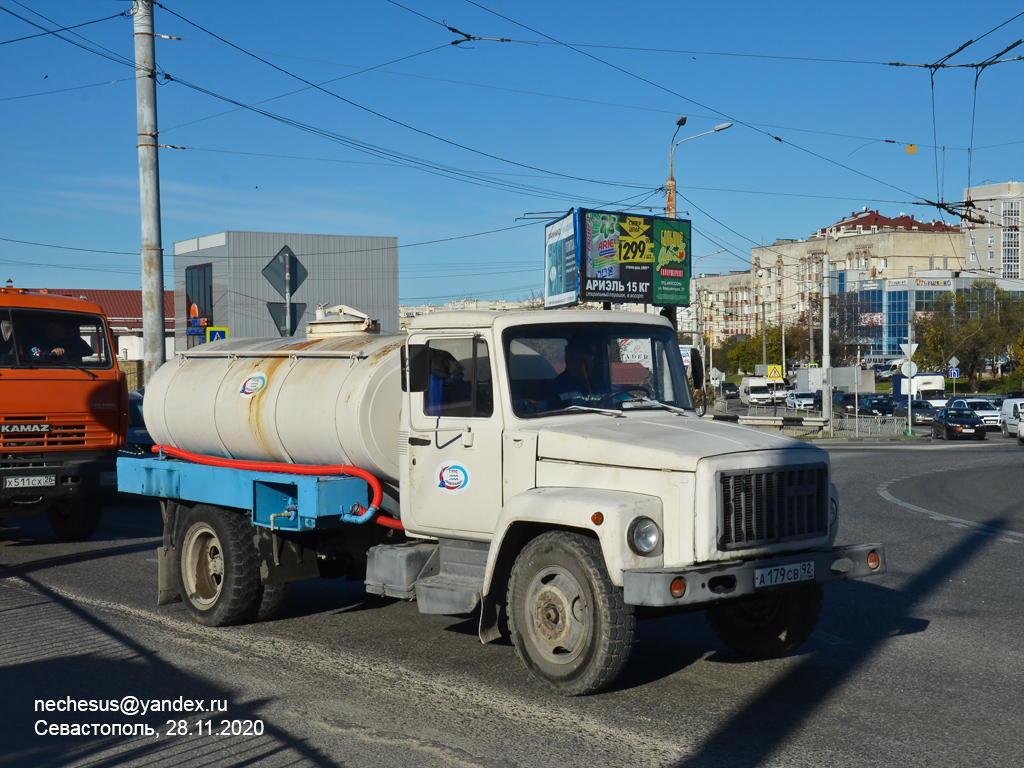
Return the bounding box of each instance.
[785,391,816,410]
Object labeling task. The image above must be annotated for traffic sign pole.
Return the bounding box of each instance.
[899,343,918,437]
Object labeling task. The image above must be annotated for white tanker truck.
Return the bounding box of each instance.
[118,306,885,695]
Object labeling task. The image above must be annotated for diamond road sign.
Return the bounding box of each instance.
[267,303,307,337]
[262,245,308,299]
[948,356,960,368]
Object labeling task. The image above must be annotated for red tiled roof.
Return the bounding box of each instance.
[33,290,174,331]
[818,209,959,235]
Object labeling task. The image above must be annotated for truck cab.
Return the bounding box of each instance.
[387,311,883,691]
[1,287,127,539]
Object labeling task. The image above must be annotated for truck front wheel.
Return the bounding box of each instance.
[47,499,102,541]
[177,505,260,627]
[507,531,635,696]
[705,583,823,658]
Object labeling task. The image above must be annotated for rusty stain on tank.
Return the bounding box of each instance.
[246,355,289,460]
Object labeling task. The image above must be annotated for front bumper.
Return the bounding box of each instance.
[622,543,885,607]
[1,451,118,511]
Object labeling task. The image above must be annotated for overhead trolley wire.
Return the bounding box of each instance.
[0,9,126,45]
[153,3,652,190]
[461,0,989,213]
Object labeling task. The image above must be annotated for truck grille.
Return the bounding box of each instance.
[718,464,828,550]
[0,417,115,450]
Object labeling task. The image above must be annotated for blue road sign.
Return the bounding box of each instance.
[206,327,228,343]
[949,367,960,379]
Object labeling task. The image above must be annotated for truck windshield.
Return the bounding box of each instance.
[503,322,691,418]
[0,308,112,369]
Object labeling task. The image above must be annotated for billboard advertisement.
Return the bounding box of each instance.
[545,208,691,308]
[544,210,579,308]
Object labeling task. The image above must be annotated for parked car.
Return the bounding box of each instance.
[932,407,987,440]
[945,398,1000,429]
[893,399,937,425]
[718,381,739,399]
[999,397,1024,438]
[876,359,905,382]
[120,390,154,457]
[784,390,816,410]
[858,395,896,416]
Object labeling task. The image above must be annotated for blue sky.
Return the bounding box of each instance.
[1,1,1021,304]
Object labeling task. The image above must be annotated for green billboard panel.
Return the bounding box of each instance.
[652,218,690,305]
[574,208,691,306]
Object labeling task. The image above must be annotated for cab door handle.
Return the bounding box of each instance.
[408,437,430,446]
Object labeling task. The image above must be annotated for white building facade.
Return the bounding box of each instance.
[963,181,1022,279]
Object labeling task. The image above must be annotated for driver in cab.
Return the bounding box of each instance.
[547,337,609,409]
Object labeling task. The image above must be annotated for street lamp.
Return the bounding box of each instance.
[666,117,733,219]
[664,119,732,334]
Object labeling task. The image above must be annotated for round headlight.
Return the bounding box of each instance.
[630,517,661,555]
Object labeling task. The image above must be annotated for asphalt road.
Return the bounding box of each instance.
[1,436,1022,768]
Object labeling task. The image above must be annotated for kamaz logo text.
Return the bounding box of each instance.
[1,424,51,433]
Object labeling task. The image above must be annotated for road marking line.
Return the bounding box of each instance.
[876,470,1024,542]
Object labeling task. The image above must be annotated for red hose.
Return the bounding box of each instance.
[151,444,402,530]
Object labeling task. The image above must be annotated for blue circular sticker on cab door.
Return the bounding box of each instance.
[436,463,470,495]
[239,373,267,398]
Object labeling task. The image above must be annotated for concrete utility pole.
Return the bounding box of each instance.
[822,255,833,435]
[133,0,166,386]
[761,300,767,366]
[808,262,815,365]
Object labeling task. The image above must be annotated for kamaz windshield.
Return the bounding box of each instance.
[503,322,692,418]
[0,308,112,369]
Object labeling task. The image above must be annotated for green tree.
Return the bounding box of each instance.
[727,324,799,374]
[916,282,1024,392]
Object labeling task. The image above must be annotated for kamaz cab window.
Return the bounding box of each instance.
[2,309,112,369]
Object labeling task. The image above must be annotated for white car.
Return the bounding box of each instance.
[999,398,1024,438]
[946,398,1000,429]
[785,391,816,410]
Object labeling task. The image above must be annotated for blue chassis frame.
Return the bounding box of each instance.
[117,455,370,532]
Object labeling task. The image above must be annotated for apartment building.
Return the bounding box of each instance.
[748,209,962,330]
[962,181,1022,279]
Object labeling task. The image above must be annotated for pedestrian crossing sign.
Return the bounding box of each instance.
[206,327,228,343]
[767,365,783,380]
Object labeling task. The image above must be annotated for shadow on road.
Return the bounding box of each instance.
[0,572,345,768]
[669,518,1006,767]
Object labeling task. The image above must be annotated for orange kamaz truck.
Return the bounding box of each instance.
[1,286,128,539]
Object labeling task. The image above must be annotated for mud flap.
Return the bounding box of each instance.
[478,594,502,644]
[156,546,182,606]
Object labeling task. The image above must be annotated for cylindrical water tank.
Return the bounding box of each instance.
[144,326,404,483]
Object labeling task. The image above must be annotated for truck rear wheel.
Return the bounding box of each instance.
[177,505,260,627]
[251,582,290,622]
[47,499,102,541]
[705,583,823,658]
[507,531,635,696]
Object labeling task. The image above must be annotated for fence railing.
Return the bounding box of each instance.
[735,406,914,438]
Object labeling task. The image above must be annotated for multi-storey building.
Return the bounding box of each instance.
[748,209,962,334]
[690,270,755,348]
[962,182,1022,279]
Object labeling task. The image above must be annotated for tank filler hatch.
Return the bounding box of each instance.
[305,304,380,338]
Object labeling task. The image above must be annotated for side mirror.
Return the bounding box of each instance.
[690,347,704,392]
[403,344,430,393]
